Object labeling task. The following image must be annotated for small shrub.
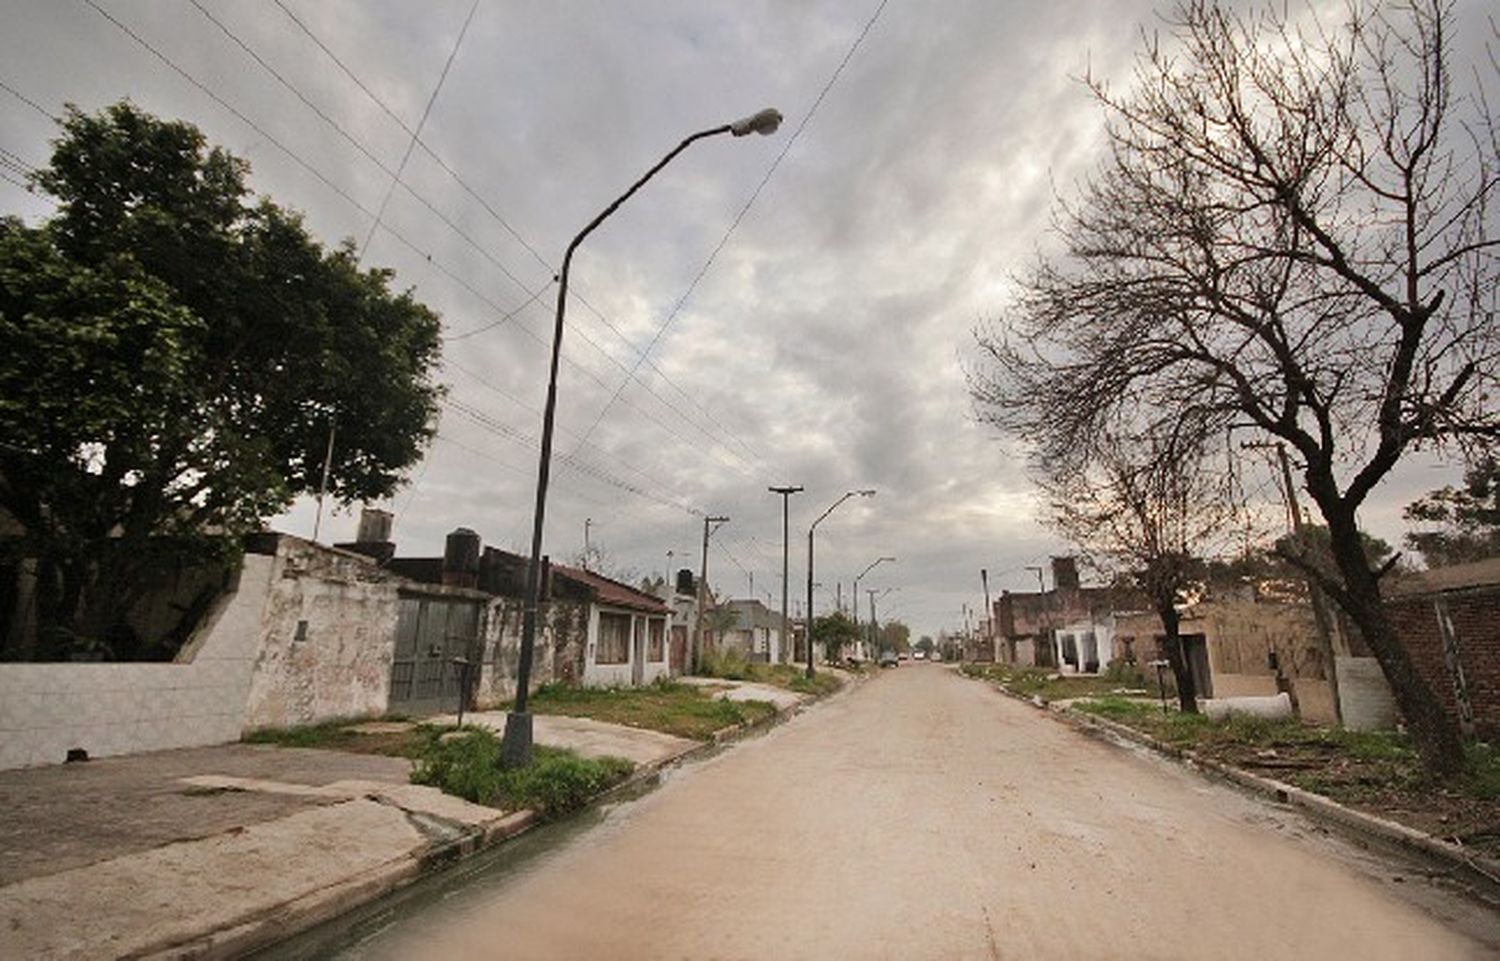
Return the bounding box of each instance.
[1464,743,1500,799]
[701,648,754,680]
[410,728,634,818]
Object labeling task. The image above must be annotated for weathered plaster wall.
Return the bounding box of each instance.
[474,597,589,706]
[0,553,273,770]
[242,539,404,730]
[1192,600,1339,724]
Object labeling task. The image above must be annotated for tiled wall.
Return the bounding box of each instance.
[0,554,273,770]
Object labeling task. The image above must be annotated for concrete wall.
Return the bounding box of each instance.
[1335,656,1399,731]
[0,553,273,769]
[0,534,498,769]
[243,538,408,730]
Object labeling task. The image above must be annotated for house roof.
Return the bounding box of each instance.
[1386,556,1500,597]
[552,564,671,614]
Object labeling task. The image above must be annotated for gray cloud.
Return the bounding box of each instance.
[1,0,1476,637]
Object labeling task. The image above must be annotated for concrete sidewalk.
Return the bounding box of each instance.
[0,675,828,959]
[0,711,707,960]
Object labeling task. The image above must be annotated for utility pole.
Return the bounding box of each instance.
[980,568,993,663]
[693,516,729,674]
[768,485,803,666]
[1026,565,1050,666]
[583,517,593,570]
[311,415,337,543]
[867,588,879,657]
[1244,441,1343,722]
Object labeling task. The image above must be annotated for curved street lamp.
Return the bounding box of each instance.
[851,555,895,657]
[805,489,875,678]
[501,108,784,767]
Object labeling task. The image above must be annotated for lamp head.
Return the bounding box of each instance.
[881,555,896,562]
[857,489,876,497]
[730,108,783,137]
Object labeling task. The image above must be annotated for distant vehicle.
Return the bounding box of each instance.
[912,651,926,660]
[898,652,909,661]
[879,651,899,668]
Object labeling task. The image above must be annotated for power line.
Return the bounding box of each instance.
[570,0,893,455]
[83,0,762,479]
[265,0,767,468]
[0,77,57,120]
[356,0,480,262]
[441,396,706,519]
[446,357,702,507]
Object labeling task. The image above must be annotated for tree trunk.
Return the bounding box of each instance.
[1323,512,1465,777]
[1158,602,1198,714]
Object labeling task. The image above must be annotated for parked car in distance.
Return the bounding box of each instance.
[879,651,899,668]
[912,651,926,660]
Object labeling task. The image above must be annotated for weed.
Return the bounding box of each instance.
[526,679,775,740]
[410,728,633,818]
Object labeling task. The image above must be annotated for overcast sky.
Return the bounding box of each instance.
[1,1,1482,637]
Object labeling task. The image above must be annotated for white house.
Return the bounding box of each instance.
[558,564,673,687]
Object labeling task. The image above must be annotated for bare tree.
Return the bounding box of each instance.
[972,0,1498,774]
[1040,432,1238,712]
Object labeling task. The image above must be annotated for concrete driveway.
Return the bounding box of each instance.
[346,663,1500,961]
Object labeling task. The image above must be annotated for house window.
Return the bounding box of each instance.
[597,612,630,664]
[648,618,665,662]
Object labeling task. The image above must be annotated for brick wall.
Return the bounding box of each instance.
[1385,580,1500,739]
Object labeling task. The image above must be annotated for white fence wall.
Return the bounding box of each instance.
[0,553,272,770]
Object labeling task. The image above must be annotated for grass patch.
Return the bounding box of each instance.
[410,728,633,818]
[962,664,1161,702]
[699,649,845,696]
[243,718,438,759]
[1071,695,1500,855]
[528,678,776,740]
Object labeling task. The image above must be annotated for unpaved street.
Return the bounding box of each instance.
[345,666,1500,960]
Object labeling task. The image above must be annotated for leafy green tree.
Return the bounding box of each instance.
[811,610,860,661]
[915,636,935,657]
[0,103,442,659]
[1404,458,1500,568]
[877,619,911,654]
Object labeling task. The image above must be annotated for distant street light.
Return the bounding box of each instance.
[805,490,875,678]
[852,555,895,658]
[500,108,783,768]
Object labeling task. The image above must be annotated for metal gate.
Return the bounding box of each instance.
[389,595,482,716]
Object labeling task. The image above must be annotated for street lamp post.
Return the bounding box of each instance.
[805,490,875,678]
[768,486,803,665]
[499,108,783,767]
[852,555,895,660]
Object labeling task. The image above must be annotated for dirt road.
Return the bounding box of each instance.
[350,666,1500,960]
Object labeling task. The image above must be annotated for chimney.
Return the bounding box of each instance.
[356,507,393,543]
[335,506,396,562]
[442,528,482,588]
[1051,555,1079,592]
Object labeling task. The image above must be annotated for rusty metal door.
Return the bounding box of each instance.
[389,595,482,716]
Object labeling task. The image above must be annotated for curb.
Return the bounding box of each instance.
[966,672,1500,903]
[196,676,855,959]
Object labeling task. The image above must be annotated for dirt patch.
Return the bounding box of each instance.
[1069,696,1500,859]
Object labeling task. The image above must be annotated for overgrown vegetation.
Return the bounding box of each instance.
[410,729,633,818]
[699,648,843,696]
[528,678,776,740]
[961,663,1161,702]
[242,717,430,758]
[1073,696,1500,855]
